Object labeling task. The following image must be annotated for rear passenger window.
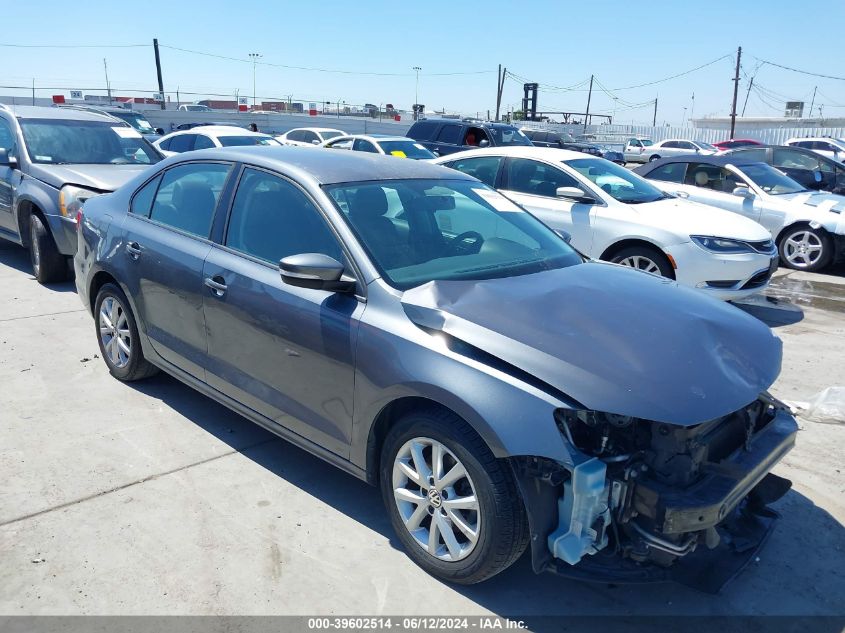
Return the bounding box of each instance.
[193,135,215,150]
[648,162,687,183]
[445,156,503,187]
[168,134,196,153]
[225,168,342,264]
[408,121,437,141]
[149,163,231,237]
[130,175,162,217]
[436,125,462,145]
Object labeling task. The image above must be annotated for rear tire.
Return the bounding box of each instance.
[609,245,675,279]
[648,154,661,162]
[380,407,529,585]
[777,225,832,272]
[29,214,68,284]
[94,283,158,381]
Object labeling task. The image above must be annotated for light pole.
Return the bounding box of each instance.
[412,66,421,119]
[249,53,262,109]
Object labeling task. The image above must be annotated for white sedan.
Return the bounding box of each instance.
[634,155,845,271]
[322,134,436,159]
[276,127,346,147]
[638,139,718,163]
[434,147,778,301]
[153,125,280,156]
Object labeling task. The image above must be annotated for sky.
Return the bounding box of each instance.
[5,0,845,126]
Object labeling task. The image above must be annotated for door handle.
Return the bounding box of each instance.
[204,276,228,297]
[125,242,141,259]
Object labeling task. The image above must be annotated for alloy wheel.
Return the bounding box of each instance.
[783,230,823,268]
[391,437,480,562]
[618,255,661,274]
[99,296,132,369]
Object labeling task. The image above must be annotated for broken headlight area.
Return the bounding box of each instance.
[512,394,798,593]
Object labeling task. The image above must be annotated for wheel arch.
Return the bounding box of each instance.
[774,220,832,245]
[87,269,121,315]
[599,237,668,262]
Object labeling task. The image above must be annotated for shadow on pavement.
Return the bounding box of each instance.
[733,294,804,327]
[128,372,845,618]
[0,241,76,294]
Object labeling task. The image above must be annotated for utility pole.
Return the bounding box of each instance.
[729,46,742,140]
[31,79,35,106]
[249,53,262,108]
[413,66,421,120]
[103,58,112,104]
[495,64,502,121]
[583,74,594,133]
[809,86,817,118]
[652,96,658,126]
[153,38,165,110]
[742,76,754,117]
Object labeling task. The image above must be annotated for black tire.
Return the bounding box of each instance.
[609,245,675,279]
[93,283,158,381]
[29,213,68,284]
[777,224,833,272]
[648,154,661,162]
[380,407,529,585]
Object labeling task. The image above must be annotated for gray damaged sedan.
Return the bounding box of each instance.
[75,146,798,592]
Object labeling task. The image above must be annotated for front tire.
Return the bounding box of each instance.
[778,225,832,271]
[380,408,529,585]
[94,283,158,381]
[29,214,68,284]
[610,245,675,278]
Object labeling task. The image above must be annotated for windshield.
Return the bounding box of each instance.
[695,141,718,152]
[566,158,667,204]
[19,119,161,165]
[111,111,157,135]
[319,131,343,141]
[490,127,533,147]
[378,140,436,159]
[739,163,807,195]
[325,179,582,290]
[218,135,280,147]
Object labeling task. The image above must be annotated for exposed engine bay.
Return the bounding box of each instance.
[512,393,798,593]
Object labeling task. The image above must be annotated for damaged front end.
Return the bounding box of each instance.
[512,393,798,593]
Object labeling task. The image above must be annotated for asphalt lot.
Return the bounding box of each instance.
[0,239,843,617]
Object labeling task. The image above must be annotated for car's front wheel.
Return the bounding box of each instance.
[380,408,529,585]
[94,283,158,381]
[29,214,68,284]
[610,245,675,278]
[778,225,832,271]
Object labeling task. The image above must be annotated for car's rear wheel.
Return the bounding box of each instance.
[380,408,529,585]
[94,283,158,381]
[610,245,674,278]
[29,214,68,284]
[648,154,661,162]
[778,225,832,271]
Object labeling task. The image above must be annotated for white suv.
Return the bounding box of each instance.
[785,137,845,162]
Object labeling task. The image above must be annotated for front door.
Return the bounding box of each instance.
[201,167,362,457]
[121,161,233,378]
[499,157,596,254]
[674,162,762,223]
[0,118,19,235]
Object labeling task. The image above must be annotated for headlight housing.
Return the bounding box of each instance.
[59,185,100,220]
[690,235,755,254]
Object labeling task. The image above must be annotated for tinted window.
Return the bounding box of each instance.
[193,135,215,150]
[0,119,16,155]
[648,162,687,183]
[286,130,304,142]
[445,156,503,187]
[218,135,278,147]
[168,134,196,153]
[436,124,463,145]
[226,168,342,264]
[150,163,231,237]
[158,137,172,151]
[300,130,319,144]
[353,138,379,153]
[505,158,580,196]
[408,121,438,141]
[663,141,680,149]
[130,175,161,217]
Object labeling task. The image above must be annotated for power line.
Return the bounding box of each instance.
[608,54,733,90]
[0,43,149,49]
[754,57,845,82]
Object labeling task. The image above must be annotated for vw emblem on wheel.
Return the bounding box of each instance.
[427,489,443,508]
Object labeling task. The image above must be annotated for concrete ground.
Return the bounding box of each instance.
[0,240,843,617]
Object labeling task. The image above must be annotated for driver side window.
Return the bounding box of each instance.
[504,158,580,197]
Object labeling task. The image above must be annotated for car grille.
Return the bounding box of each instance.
[741,268,774,290]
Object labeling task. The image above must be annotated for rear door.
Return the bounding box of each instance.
[431,123,463,155]
[201,166,363,456]
[121,161,233,378]
[499,157,597,253]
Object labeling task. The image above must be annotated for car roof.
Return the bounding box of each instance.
[168,145,476,186]
[287,127,345,133]
[433,145,597,162]
[165,125,266,137]
[333,134,413,142]
[0,104,120,122]
[643,154,763,169]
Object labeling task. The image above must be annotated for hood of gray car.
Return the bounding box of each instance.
[28,163,152,192]
[401,262,781,426]
[780,190,845,213]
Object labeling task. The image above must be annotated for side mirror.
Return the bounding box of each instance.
[556,186,594,203]
[155,128,165,136]
[311,139,320,145]
[0,148,17,167]
[732,186,754,199]
[478,139,490,148]
[554,228,572,243]
[280,253,355,293]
